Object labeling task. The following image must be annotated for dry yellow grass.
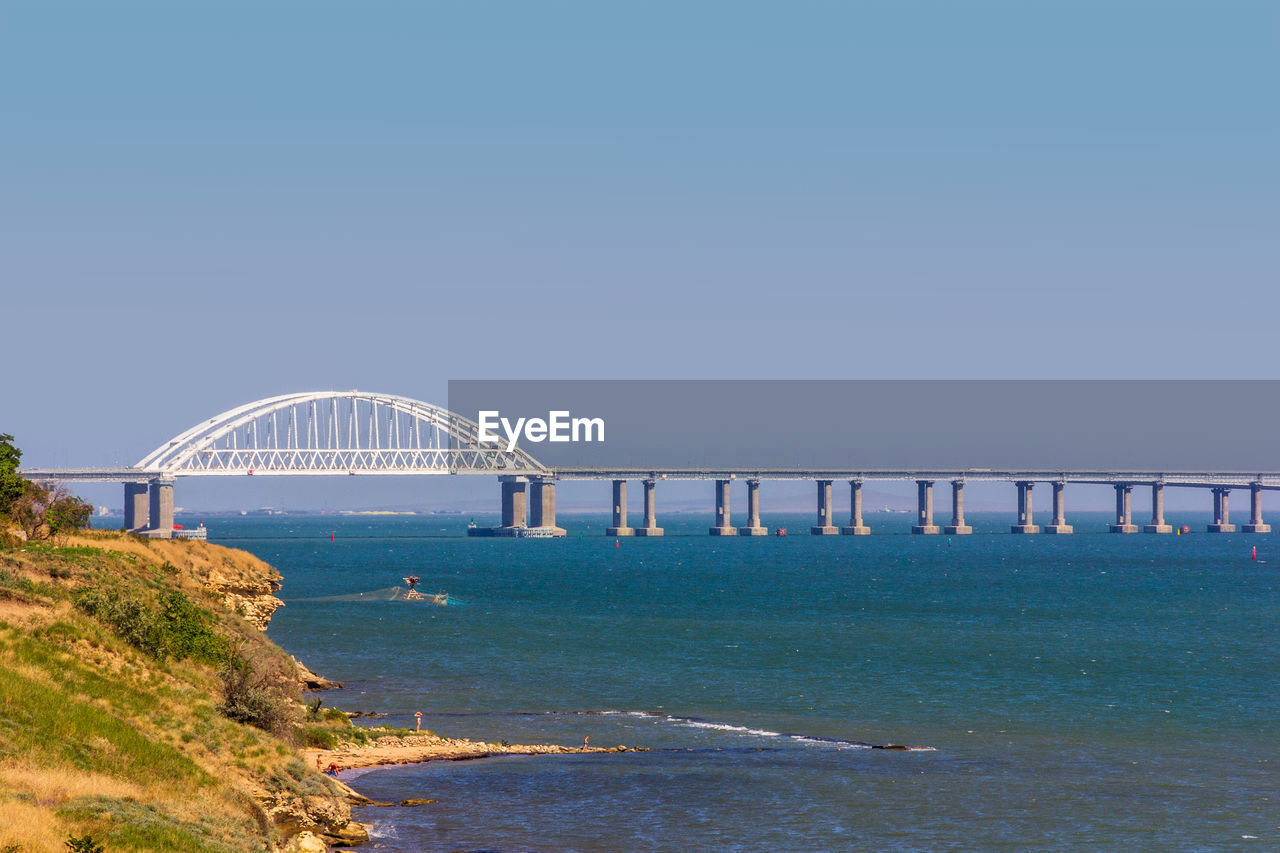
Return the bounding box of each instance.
[0,797,71,853]
[65,530,282,594]
[0,760,146,805]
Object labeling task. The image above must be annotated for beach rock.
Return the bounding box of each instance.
[294,656,343,690]
[328,778,372,805]
[281,831,327,853]
[399,798,438,806]
[326,821,371,845]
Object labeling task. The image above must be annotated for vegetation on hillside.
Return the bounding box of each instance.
[0,434,92,544]
[0,437,387,851]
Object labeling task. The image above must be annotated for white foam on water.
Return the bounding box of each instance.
[673,718,784,738]
[553,709,909,750]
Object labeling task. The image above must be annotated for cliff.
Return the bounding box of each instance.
[0,530,366,852]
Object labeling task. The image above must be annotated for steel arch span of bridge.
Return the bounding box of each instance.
[136,390,548,477]
[21,390,561,538]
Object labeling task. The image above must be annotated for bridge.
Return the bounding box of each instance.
[20,390,1280,538]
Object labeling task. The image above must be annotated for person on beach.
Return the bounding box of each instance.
[325,763,339,777]
[415,711,423,731]
[316,754,322,772]
[583,735,589,748]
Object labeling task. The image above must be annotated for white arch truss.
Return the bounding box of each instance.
[136,391,549,476]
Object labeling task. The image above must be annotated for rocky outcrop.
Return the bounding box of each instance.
[255,781,370,849]
[313,733,647,771]
[294,656,343,690]
[203,564,284,631]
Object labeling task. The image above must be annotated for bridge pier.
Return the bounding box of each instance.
[912,480,940,534]
[709,479,737,536]
[1208,487,1236,533]
[943,480,972,535]
[811,480,838,535]
[1011,481,1039,533]
[1243,482,1270,533]
[123,482,149,532]
[1144,483,1172,533]
[1043,481,1073,534]
[842,480,871,535]
[1110,484,1138,533]
[636,478,663,536]
[606,480,635,536]
[147,479,175,538]
[501,476,528,529]
[740,479,768,535]
[528,477,565,535]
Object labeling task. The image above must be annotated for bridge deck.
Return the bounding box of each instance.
[21,466,1280,489]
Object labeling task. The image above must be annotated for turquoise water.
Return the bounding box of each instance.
[209,513,1278,850]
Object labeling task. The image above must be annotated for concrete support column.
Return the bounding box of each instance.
[1208,487,1236,533]
[147,480,174,538]
[913,480,940,534]
[1044,481,1073,534]
[812,480,838,535]
[528,478,563,534]
[709,479,737,536]
[124,482,149,532]
[500,477,528,529]
[740,479,768,535]
[1011,481,1040,533]
[1110,484,1138,533]
[636,478,664,536]
[944,480,973,535]
[842,480,871,535]
[606,480,635,536]
[1144,483,1173,533]
[1243,482,1271,533]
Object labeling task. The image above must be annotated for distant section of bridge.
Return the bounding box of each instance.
[19,390,1280,538]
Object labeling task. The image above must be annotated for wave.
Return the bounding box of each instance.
[546,709,932,751]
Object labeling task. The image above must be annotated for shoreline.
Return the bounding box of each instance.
[307,732,647,775]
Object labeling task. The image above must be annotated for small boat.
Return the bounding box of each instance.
[775,527,788,536]
[173,522,208,540]
[1179,525,1192,535]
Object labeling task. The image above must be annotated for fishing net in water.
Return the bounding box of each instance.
[292,586,461,605]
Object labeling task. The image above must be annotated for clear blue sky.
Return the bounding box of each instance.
[2,1,1276,510]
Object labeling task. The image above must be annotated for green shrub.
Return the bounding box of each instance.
[298,725,338,750]
[74,588,230,665]
[64,836,104,853]
[215,651,297,740]
[321,707,350,724]
[157,591,231,665]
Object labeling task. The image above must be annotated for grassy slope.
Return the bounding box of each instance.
[0,532,340,853]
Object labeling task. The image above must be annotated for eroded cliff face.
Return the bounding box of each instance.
[164,539,285,630]
[66,533,287,629]
[206,570,285,631]
[254,779,371,848]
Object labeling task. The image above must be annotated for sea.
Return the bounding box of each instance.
[188,512,1278,850]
